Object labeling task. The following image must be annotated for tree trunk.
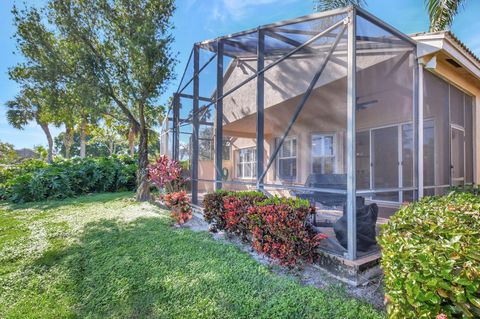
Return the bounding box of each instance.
[64,125,74,159]
[128,125,136,156]
[136,107,150,201]
[38,120,53,163]
[79,118,87,158]
[109,139,114,156]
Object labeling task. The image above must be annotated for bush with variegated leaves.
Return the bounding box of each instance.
[163,190,192,225]
[379,192,480,318]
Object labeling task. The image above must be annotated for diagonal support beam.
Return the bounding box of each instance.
[264,30,315,54]
[224,39,257,54]
[258,23,347,183]
[270,27,335,37]
[197,18,347,112]
[179,52,217,94]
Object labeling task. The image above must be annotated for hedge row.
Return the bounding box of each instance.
[0,156,136,203]
[379,192,480,318]
[203,190,325,266]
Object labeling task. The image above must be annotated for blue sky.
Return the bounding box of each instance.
[1,0,479,149]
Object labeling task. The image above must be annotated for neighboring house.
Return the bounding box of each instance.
[162,6,480,260]
[15,148,38,160]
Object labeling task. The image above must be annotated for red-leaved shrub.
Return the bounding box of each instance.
[202,190,326,265]
[223,192,265,241]
[148,155,185,193]
[202,190,229,230]
[163,190,192,225]
[248,203,326,266]
[203,190,265,234]
[149,156,191,225]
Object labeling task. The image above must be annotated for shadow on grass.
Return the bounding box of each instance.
[30,216,383,319]
[3,192,134,211]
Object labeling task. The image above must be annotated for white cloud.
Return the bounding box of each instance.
[192,0,298,22]
[222,0,288,20]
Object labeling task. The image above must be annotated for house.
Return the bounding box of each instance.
[15,148,38,160]
[161,6,480,261]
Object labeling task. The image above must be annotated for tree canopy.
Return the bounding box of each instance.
[8,0,177,201]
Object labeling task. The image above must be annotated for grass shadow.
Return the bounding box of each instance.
[27,216,383,318]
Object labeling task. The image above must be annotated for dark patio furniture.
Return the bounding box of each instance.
[294,173,348,207]
[333,203,379,252]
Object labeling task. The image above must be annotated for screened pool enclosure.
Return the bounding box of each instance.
[160,6,474,260]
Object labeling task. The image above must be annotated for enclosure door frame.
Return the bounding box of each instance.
[450,124,466,186]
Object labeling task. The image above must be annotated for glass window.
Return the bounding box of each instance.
[222,138,231,161]
[277,137,297,180]
[236,147,256,179]
[199,126,214,160]
[311,134,335,174]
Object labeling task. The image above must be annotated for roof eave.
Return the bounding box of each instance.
[413,32,480,81]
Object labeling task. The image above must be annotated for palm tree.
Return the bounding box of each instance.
[6,87,57,163]
[426,0,466,32]
[313,0,365,12]
[313,0,466,32]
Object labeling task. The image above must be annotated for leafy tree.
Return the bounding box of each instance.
[7,6,64,163]
[54,130,129,158]
[34,145,49,161]
[313,0,467,32]
[5,87,57,163]
[88,115,130,156]
[9,4,112,161]
[49,0,177,201]
[0,142,19,165]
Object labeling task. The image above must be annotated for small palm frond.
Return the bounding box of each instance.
[314,0,367,12]
[426,0,466,32]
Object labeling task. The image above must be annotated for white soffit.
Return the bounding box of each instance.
[412,31,480,81]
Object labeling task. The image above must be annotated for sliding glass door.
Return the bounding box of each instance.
[357,122,415,203]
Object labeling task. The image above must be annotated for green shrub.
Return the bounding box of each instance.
[449,184,480,196]
[379,192,480,318]
[0,159,47,184]
[1,156,137,203]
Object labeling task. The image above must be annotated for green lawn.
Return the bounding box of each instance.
[0,192,383,318]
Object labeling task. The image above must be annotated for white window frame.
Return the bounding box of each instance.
[276,136,297,181]
[236,147,256,179]
[311,133,336,174]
